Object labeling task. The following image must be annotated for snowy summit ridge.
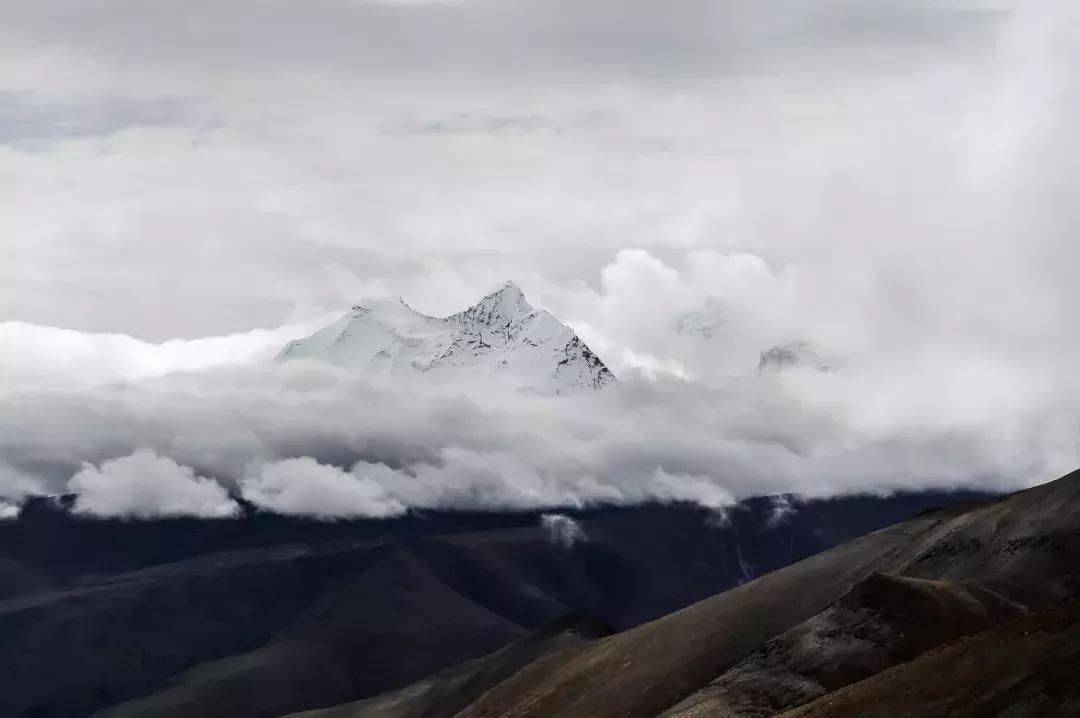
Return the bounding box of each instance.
[277,281,614,394]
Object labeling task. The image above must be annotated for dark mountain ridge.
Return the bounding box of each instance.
[0,489,988,717]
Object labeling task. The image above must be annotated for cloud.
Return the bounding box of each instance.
[0,0,1034,343]
[0,355,1071,521]
[0,0,1000,95]
[0,92,209,148]
[704,506,735,530]
[0,0,1077,514]
[0,502,20,521]
[67,449,239,519]
[383,112,558,137]
[240,456,406,520]
[0,459,45,500]
[540,513,586,548]
[765,494,799,529]
[0,314,338,391]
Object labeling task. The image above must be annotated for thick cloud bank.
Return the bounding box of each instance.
[0,351,1073,519]
[68,450,239,519]
[240,457,406,519]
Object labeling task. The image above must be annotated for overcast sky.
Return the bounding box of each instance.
[2,0,1079,517]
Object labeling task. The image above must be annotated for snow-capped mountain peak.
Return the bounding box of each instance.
[446,280,533,327]
[278,282,614,394]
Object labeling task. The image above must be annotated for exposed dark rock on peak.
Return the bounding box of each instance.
[759,341,832,372]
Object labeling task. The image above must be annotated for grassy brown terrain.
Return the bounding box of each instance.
[448,469,1080,717]
[780,598,1080,718]
[661,574,1026,717]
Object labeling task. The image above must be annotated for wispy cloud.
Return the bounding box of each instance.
[541,513,587,547]
[0,93,214,150]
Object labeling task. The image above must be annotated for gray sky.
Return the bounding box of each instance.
[2,0,1079,516]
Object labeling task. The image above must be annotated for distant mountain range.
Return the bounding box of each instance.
[278,281,614,394]
[0,490,989,717]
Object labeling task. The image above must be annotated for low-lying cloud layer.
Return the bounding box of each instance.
[240,456,406,519]
[0,346,1074,519]
[69,449,239,519]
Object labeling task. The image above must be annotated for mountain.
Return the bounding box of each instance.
[676,299,724,340]
[779,595,1080,718]
[0,491,984,718]
[282,615,615,718]
[660,573,1026,716]
[438,468,1080,718]
[277,282,614,394]
[758,341,832,372]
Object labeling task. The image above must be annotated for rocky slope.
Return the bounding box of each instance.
[442,468,1080,718]
[661,574,1025,717]
[781,597,1080,718]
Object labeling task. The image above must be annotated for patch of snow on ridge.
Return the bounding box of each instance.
[277,281,615,394]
